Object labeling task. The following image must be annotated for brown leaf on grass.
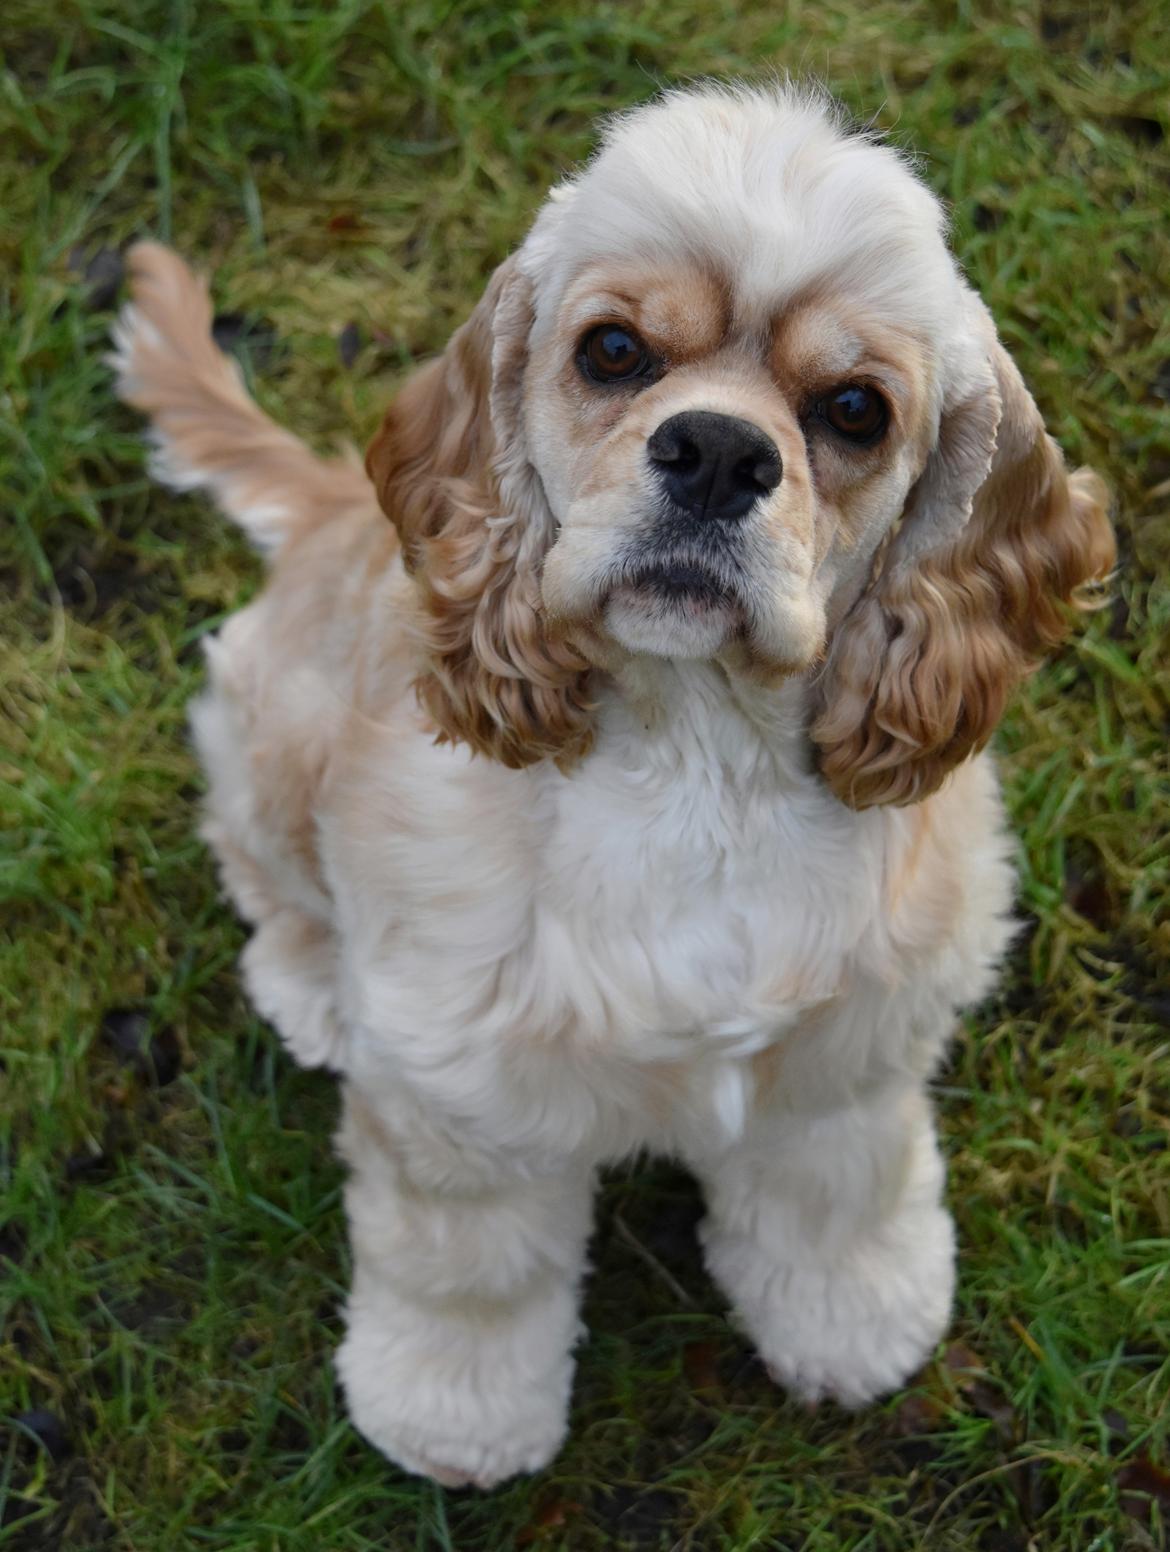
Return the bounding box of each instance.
[967,1381,1018,1444]
[1065,866,1116,929]
[943,1340,988,1389]
[891,1391,946,1435]
[683,1339,720,1394]
[1118,1455,1170,1527]
[942,1341,1016,1441]
[516,1499,583,1543]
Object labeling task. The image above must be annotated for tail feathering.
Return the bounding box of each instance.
[110,241,373,554]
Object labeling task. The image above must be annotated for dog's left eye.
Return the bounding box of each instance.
[817,384,889,443]
[579,324,653,384]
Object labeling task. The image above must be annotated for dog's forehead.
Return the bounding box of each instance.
[522,85,959,346]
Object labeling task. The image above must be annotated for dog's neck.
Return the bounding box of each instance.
[593,657,818,795]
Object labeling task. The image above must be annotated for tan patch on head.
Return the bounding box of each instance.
[769,297,934,555]
[561,261,730,364]
[636,266,730,361]
[771,302,862,398]
[772,297,928,433]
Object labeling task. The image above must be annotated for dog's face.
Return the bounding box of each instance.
[367,85,1112,804]
[526,258,936,676]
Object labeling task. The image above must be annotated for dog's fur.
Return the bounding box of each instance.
[112,83,1113,1488]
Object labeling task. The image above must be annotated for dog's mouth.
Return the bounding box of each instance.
[600,552,748,660]
[614,560,736,611]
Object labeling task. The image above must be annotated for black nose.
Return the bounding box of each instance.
[647,411,782,521]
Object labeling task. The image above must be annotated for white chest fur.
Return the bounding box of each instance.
[319,664,1013,1170]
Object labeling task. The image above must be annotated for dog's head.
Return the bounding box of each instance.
[367,83,1113,804]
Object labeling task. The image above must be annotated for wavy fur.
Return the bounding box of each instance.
[366,262,593,768]
[814,317,1114,807]
[113,82,1113,1491]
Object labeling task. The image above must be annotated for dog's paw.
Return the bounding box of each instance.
[705,1203,956,1408]
[335,1286,577,1489]
[344,1398,567,1490]
[337,1340,569,1489]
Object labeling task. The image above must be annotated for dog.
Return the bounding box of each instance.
[112,81,1114,1489]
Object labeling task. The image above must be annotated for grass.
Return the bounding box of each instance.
[2,1,1168,1547]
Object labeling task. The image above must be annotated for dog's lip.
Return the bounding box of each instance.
[615,560,735,605]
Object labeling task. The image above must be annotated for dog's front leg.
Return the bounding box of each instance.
[333,1085,594,1488]
[693,1083,955,1406]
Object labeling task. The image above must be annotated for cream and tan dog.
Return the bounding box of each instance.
[112,83,1113,1488]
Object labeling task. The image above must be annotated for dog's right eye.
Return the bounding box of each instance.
[578,324,653,384]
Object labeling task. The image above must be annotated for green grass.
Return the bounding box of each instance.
[2,2,1169,1548]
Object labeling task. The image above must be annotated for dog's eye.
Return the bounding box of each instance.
[818,384,889,443]
[579,324,653,384]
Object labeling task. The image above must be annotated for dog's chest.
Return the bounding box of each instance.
[539,740,860,1038]
[330,690,889,1155]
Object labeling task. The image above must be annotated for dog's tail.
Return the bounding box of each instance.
[111,241,375,556]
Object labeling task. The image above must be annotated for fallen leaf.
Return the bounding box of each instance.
[682,1339,720,1393]
[941,1341,1015,1441]
[517,1499,583,1543]
[966,1379,1018,1444]
[891,1391,946,1435]
[1065,867,1115,928]
[1119,1454,1170,1526]
[943,1340,987,1383]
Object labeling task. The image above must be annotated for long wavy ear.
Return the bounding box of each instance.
[813,290,1114,809]
[366,258,592,768]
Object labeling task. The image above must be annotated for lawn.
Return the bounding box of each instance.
[2,1,1168,1548]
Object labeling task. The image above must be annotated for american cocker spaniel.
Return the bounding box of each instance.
[112,82,1114,1489]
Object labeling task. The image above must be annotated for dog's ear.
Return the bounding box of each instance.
[366,258,591,768]
[813,291,1114,809]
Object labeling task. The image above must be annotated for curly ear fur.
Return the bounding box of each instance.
[366,260,592,768]
[814,298,1114,809]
